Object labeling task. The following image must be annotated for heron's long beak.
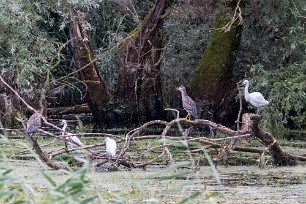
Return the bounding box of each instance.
[238,81,245,87]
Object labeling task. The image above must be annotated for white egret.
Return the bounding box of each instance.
[103,137,117,158]
[241,80,269,113]
[60,119,84,148]
[60,119,86,164]
[176,85,197,119]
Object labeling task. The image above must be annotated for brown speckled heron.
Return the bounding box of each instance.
[26,111,41,136]
[176,85,197,120]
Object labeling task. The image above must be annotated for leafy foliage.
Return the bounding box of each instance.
[0,0,57,99]
[41,168,96,204]
[0,168,27,203]
[92,0,154,93]
[251,63,306,133]
[0,164,96,203]
[161,1,216,107]
[1,0,305,130]
[235,0,306,132]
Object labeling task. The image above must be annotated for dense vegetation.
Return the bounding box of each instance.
[0,1,306,202]
[0,0,305,133]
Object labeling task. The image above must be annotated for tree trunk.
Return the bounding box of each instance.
[191,7,241,124]
[68,8,110,126]
[47,104,90,115]
[141,31,166,121]
[242,113,296,166]
[115,0,173,122]
[24,133,62,170]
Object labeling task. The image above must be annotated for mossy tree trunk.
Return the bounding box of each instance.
[115,0,173,121]
[244,114,296,166]
[191,7,241,124]
[68,8,110,125]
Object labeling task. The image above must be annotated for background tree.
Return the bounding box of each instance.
[0,0,305,135]
[232,0,306,136]
[0,0,58,125]
[191,1,242,125]
[68,7,110,126]
[115,0,174,122]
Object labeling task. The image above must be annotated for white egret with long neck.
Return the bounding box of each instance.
[241,80,269,113]
[60,119,84,148]
[103,137,117,158]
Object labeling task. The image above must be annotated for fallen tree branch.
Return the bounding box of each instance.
[46,104,90,115]
[2,74,304,168]
[247,113,297,166]
[118,110,302,167]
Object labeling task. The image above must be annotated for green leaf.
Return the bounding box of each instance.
[79,196,98,204]
[41,171,57,187]
[178,191,201,204]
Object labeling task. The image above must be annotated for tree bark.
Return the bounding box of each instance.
[68,8,110,126]
[115,0,173,121]
[242,114,296,166]
[141,31,166,121]
[191,6,241,124]
[47,104,90,115]
[242,113,296,166]
[24,133,62,170]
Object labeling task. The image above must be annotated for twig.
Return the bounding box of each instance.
[134,154,165,168]
[0,76,36,113]
[125,119,168,141]
[219,0,243,32]
[236,83,243,131]
[140,144,163,160]
[165,108,180,119]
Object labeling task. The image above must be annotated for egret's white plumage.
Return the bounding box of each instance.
[60,119,83,147]
[103,137,117,157]
[242,80,269,112]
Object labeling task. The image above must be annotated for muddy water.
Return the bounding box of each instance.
[5,160,306,203]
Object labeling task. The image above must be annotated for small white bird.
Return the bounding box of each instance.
[103,137,117,158]
[60,119,84,148]
[241,80,269,113]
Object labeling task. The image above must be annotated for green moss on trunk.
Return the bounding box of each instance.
[191,11,239,103]
[68,8,110,125]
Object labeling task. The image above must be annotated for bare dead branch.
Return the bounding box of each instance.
[2,74,303,168]
[140,144,163,160]
[236,83,243,131]
[134,153,165,168]
[165,108,180,119]
[219,0,243,32]
[0,76,36,113]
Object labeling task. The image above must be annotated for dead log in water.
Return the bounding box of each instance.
[242,113,296,166]
[46,104,90,115]
[23,133,62,170]
[121,112,303,167]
